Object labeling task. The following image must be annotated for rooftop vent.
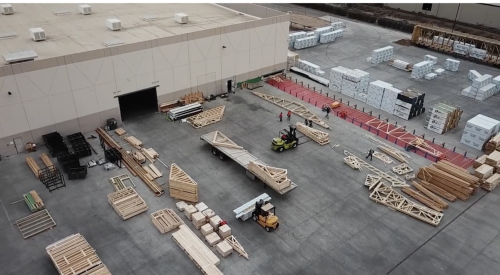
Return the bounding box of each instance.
[103,38,124,47]
[79,4,92,15]
[1,4,14,15]
[106,19,122,31]
[3,50,38,64]
[142,14,158,21]
[174,13,188,24]
[0,31,17,39]
[53,10,71,16]
[29,28,46,41]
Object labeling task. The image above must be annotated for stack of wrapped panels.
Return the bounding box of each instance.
[463,74,492,98]
[411,61,433,79]
[492,76,500,93]
[319,32,335,43]
[380,86,403,114]
[294,36,318,49]
[366,80,392,109]
[476,83,497,101]
[461,115,500,150]
[329,66,350,92]
[453,42,475,55]
[288,31,306,47]
[425,73,438,80]
[314,26,334,42]
[331,21,346,30]
[425,102,462,134]
[332,29,344,38]
[433,36,454,47]
[468,70,481,81]
[393,90,425,120]
[470,48,487,60]
[444,58,460,71]
[371,46,394,64]
[424,55,438,64]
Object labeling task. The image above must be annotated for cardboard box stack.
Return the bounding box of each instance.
[288,31,306,48]
[371,46,394,64]
[460,114,500,150]
[424,55,438,64]
[366,80,393,109]
[425,102,463,134]
[411,61,433,79]
[444,58,460,71]
[393,89,426,120]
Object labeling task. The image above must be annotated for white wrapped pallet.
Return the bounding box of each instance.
[461,115,500,151]
[306,32,315,37]
[492,76,500,93]
[453,42,475,55]
[469,74,493,98]
[341,78,359,98]
[353,69,370,92]
[331,21,346,30]
[424,55,438,64]
[329,66,350,91]
[288,31,307,48]
[319,32,335,43]
[476,83,497,101]
[371,46,394,64]
[411,61,433,79]
[391,59,411,71]
[461,86,471,97]
[294,36,318,50]
[433,36,454,47]
[380,86,402,114]
[470,48,487,60]
[468,70,481,81]
[314,26,334,42]
[354,93,367,103]
[332,29,344,38]
[424,73,437,80]
[434,68,445,75]
[444,58,460,71]
[366,80,392,109]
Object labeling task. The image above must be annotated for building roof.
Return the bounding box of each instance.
[0,3,256,62]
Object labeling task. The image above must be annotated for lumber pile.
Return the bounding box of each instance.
[402,187,444,212]
[216,240,233,258]
[474,154,488,169]
[159,100,180,113]
[143,165,159,179]
[343,156,362,170]
[412,181,448,209]
[133,152,146,164]
[172,225,222,275]
[206,232,222,246]
[296,122,330,145]
[151,208,184,234]
[192,212,207,229]
[475,164,494,180]
[418,180,457,202]
[181,91,205,105]
[169,164,199,203]
[486,151,500,167]
[434,160,480,186]
[26,156,41,178]
[482,173,500,192]
[186,106,225,129]
[40,153,55,170]
[417,165,474,201]
[24,190,45,212]
[247,161,292,191]
[107,187,148,220]
[392,163,413,175]
[485,133,500,154]
[46,234,108,275]
[115,128,126,136]
[142,148,159,162]
[124,136,143,149]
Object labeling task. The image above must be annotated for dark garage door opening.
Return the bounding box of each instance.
[118,87,158,121]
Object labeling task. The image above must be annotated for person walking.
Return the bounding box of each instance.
[287,110,292,121]
[366,148,374,161]
[325,106,331,119]
[279,112,283,122]
[308,120,313,128]
[305,118,309,125]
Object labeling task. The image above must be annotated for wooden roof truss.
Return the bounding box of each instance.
[169,164,198,188]
[369,181,443,226]
[344,156,363,170]
[365,174,382,189]
[247,161,291,191]
[373,152,393,165]
[392,163,414,175]
[225,235,249,260]
[252,91,330,129]
[211,131,243,149]
[366,135,411,159]
[344,150,409,188]
[187,106,225,129]
[296,122,330,145]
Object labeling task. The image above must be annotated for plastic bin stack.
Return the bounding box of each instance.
[461,115,500,150]
[411,61,433,79]
[371,46,394,64]
[444,58,460,71]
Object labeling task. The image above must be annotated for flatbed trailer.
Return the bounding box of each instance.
[200,131,297,195]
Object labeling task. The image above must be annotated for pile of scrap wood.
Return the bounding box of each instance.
[24,190,44,212]
[417,161,479,201]
[485,133,500,154]
[151,208,184,234]
[181,92,205,104]
[247,161,292,191]
[186,106,225,129]
[107,187,148,220]
[169,164,199,203]
[172,224,222,275]
[474,154,488,168]
[344,156,362,170]
[124,136,143,149]
[296,122,330,145]
[46,234,111,275]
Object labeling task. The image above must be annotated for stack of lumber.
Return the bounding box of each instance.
[247,161,292,191]
[142,148,159,162]
[26,156,41,178]
[192,212,207,229]
[24,190,45,212]
[202,209,215,221]
[206,232,222,246]
[184,205,197,220]
[124,136,143,149]
[159,100,180,113]
[219,224,231,239]
[402,187,444,212]
[417,165,474,201]
[485,133,500,154]
[115,128,126,136]
[296,122,330,145]
[151,208,184,234]
[40,153,56,172]
[418,180,457,202]
[172,225,222,275]
[201,224,214,236]
[486,151,500,172]
[169,164,199,203]
[143,165,160,180]
[435,160,480,188]
[482,173,500,192]
[412,181,448,209]
[181,91,205,104]
[216,240,233,257]
[474,154,488,169]
[107,187,148,220]
[133,152,146,164]
[475,164,494,180]
[344,156,362,170]
[209,216,223,231]
[46,234,105,275]
[80,265,112,275]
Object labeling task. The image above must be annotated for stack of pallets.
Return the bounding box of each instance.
[172,224,222,275]
[46,234,111,275]
[169,164,199,203]
[107,187,148,220]
[24,190,45,212]
[151,209,184,234]
[485,132,500,154]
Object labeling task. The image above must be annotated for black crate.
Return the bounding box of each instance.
[68,166,87,180]
[39,166,66,192]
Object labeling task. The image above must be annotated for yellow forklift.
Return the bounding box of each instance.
[252,199,279,232]
[271,125,299,152]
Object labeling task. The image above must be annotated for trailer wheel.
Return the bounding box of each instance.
[219,153,225,160]
[212,147,218,155]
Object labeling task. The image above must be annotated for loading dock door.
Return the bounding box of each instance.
[118,87,158,122]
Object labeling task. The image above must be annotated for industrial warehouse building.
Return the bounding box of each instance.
[0,3,290,156]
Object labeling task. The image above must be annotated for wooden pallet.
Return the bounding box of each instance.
[373,152,393,165]
[369,182,443,226]
[151,208,184,234]
[295,122,330,145]
[392,163,413,175]
[109,174,136,191]
[252,91,330,129]
[412,181,448,208]
[169,164,199,203]
[115,128,126,136]
[80,264,112,275]
[402,187,444,212]
[186,106,225,129]
[107,187,148,220]
[247,161,292,191]
[344,156,363,170]
[124,136,143,149]
[225,235,249,260]
[15,209,56,239]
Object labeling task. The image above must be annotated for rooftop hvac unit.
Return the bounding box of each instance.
[1,4,14,15]
[78,4,92,15]
[29,28,46,41]
[106,18,122,31]
[174,13,188,24]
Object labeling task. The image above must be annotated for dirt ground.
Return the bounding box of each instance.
[290,14,330,31]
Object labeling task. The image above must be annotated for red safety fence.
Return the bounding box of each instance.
[267,76,475,169]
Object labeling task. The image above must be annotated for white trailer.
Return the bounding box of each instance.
[200,131,297,195]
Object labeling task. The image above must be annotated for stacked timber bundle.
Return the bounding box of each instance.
[26,156,41,178]
[124,136,143,149]
[486,151,500,172]
[482,173,500,192]
[474,154,488,169]
[107,187,148,220]
[425,102,462,134]
[151,209,183,234]
[24,190,45,212]
[485,133,500,154]
[46,234,111,275]
[169,164,199,203]
[417,165,474,201]
[434,160,480,188]
[475,164,494,180]
[171,224,222,275]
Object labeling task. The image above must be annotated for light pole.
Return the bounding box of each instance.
[452,3,461,32]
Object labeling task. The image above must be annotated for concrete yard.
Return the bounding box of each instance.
[2,7,500,275]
